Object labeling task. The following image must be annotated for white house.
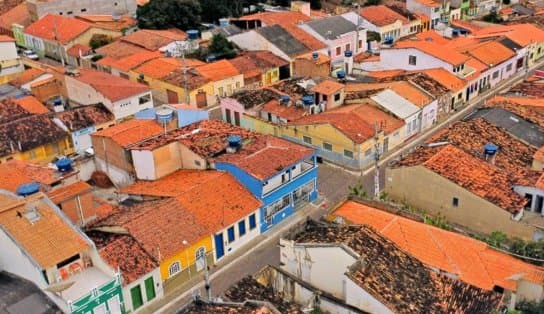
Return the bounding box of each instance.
[0,35,24,81]
[64,69,153,120]
[371,89,422,138]
[359,5,416,44]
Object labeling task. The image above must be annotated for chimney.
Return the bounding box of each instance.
[483,143,498,165]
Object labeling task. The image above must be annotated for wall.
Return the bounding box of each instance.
[15,137,73,164]
[27,0,137,21]
[229,31,290,62]
[57,191,94,226]
[516,279,544,303]
[293,58,330,78]
[159,236,213,281]
[379,48,454,72]
[0,41,24,79]
[420,99,438,130]
[21,73,53,92]
[514,186,544,214]
[385,165,536,239]
[91,136,133,173]
[344,276,394,314]
[211,74,245,105]
[122,268,163,313]
[112,93,154,120]
[93,156,134,187]
[213,209,261,262]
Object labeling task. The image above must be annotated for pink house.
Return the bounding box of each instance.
[220,88,281,127]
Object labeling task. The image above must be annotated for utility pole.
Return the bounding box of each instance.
[373,122,382,199]
[176,42,190,104]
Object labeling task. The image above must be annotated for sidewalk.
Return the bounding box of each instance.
[139,198,325,314]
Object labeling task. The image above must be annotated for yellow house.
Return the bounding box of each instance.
[245,103,405,170]
[228,51,289,89]
[0,99,73,164]
[159,234,213,282]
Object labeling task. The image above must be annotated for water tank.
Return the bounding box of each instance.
[344,50,353,58]
[484,143,498,156]
[312,52,319,60]
[16,182,40,197]
[302,95,314,106]
[227,135,242,152]
[156,108,174,124]
[55,158,73,172]
[53,98,62,106]
[219,18,229,27]
[206,55,216,63]
[187,29,199,40]
[280,95,290,103]
[336,70,346,79]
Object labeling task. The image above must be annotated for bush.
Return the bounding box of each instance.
[89,34,112,49]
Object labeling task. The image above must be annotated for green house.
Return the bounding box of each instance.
[70,274,124,314]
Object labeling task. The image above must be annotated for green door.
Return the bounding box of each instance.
[130,285,143,310]
[144,277,156,301]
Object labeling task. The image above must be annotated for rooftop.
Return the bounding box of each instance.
[131,57,182,79]
[162,67,210,90]
[12,96,49,115]
[291,221,502,314]
[0,192,89,269]
[359,5,409,27]
[290,103,404,144]
[92,119,164,148]
[465,41,515,67]
[332,200,544,291]
[95,40,148,59]
[236,11,311,26]
[66,43,92,57]
[180,301,273,314]
[0,97,31,124]
[55,104,113,131]
[72,69,151,102]
[485,97,544,129]
[24,14,91,44]
[303,15,357,39]
[311,79,344,95]
[88,198,208,262]
[421,68,466,92]
[121,170,262,234]
[97,50,162,72]
[508,77,544,98]
[195,59,240,81]
[74,15,137,32]
[230,88,282,109]
[261,99,306,121]
[474,24,544,47]
[9,68,47,88]
[393,144,527,213]
[215,135,314,180]
[394,39,470,66]
[86,231,158,285]
[370,89,421,119]
[0,159,68,193]
[46,181,92,204]
[120,28,187,50]
[256,25,310,57]
[0,2,31,32]
[295,51,330,65]
[228,51,288,77]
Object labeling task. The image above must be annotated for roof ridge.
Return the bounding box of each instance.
[426,227,461,276]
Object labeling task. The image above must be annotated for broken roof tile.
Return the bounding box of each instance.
[55,104,113,131]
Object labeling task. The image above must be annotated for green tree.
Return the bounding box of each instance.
[137,0,201,30]
[200,0,232,23]
[482,11,502,23]
[516,299,544,314]
[364,0,381,6]
[208,33,237,59]
[310,0,322,10]
[487,231,507,248]
[89,34,112,49]
[367,31,381,42]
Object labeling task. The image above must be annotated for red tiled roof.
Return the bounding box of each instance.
[121,28,187,50]
[262,99,306,121]
[96,40,148,59]
[12,96,49,114]
[395,145,528,213]
[66,43,92,57]
[9,68,47,87]
[450,19,483,33]
[229,51,288,78]
[55,104,113,131]
[25,14,91,44]
[0,3,30,32]
[422,68,466,92]
[122,170,262,233]
[196,59,240,81]
[47,181,92,203]
[236,11,311,26]
[0,159,60,192]
[311,80,344,95]
[333,200,544,291]
[282,24,326,51]
[475,24,544,47]
[534,146,544,163]
[74,15,137,32]
[215,135,314,180]
[295,51,330,65]
[465,41,515,66]
[97,50,161,72]
[394,39,470,66]
[74,69,151,102]
[132,57,182,79]
[0,34,14,42]
[415,30,450,45]
[359,5,409,27]
[92,119,164,148]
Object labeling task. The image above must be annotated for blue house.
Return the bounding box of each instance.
[215,134,318,233]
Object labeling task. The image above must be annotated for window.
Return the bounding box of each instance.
[345,43,351,51]
[358,39,363,49]
[238,220,246,236]
[281,172,288,183]
[492,71,499,79]
[344,149,354,158]
[408,55,417,65]
[265,195,290,225]
[144,277,156,300]
[218,87,224,96]
[195,247,206,271]
[525,193,534,209]
[67,11,73,15]
[236,82,240,89]
[322,94,328,101]
[365,148,372,156]
[457,93,462,100]
[249,214,257,230]
[29,149,37,159]
[81,8,87,12]
[227,226,235,243]
[139,94,151,105]
[303,136,312,144]
[323,142,332,151]
[506,63,513,71]
[194,160,201,166]
[334,93,340,101]
[168,261,181,277]
[452,197,459,207]
[336,46,341,56]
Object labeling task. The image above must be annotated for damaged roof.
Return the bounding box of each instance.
[291,221,502,314]
[230,88,282,109]
[92,119,164,148]
[392,144,528,213]
[55,104,113,131]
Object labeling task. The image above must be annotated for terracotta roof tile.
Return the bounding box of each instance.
[162,67,210,90]
[96,40,148,59]
[359,5,409,27]
[282,24,326,51]
[87,231,157,285]
[485,96,544,128]
[509,77,544,98]
[465,41,515,67]
[0,97,31,124]
[47,181,92,204]
[92,119,164,148]
[475,24,544,47]
[262,99,307,121]
[0,3,30,31]
[132,57,182,79]
[12,96,49,114]
[89,198,208,261]
[74,69,151,102]
[394,39,470,66]
[311,80,344,95]
[121,28,187,50]
[228,51,288,78]
[55,104,113,131]
[394,144,527,213]
[9,68,47,87]
[295,52,330,65]
[25,14,91,44]
[66,43,92,57]
[74,15,137,32]
[333,200,544,291]
[215,135,314,180]
[293,221,502,313]
[0,160,61,192]
[236,11,311,26]
[422,68,466,92]
[366,69,406,78]
[196,59,240,81]
[0,192,89,269]
[415,30,450,45]
[534,146,544,163]
[97,50,161,72]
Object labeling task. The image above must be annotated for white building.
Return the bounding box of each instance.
[0,35,24,81]
[371,89,422,138]
[65,69,153,120]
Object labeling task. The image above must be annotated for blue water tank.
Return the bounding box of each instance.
[484,143,498,156]
[156,108,174,123]
[312,52,319,59]
[55,158,73,172]
[228,135,242,148]
[187,29,199,40]
[219,18,229,27]
[206,55,216,63]
[16,182,40,196]
[53,98,62,106]
[336,70,346,79]
[280,95,290,103]
[344,50,353,57]
[302,95,314,106]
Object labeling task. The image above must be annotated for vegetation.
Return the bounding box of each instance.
[348,183,368,198]
[423,213,452,230]
[367,31,381,42]
[364,0,381,6]
[503,0,511,5]
[208,34,237,59]
[137,0,202,30]
[309,0,322,10]
[515,299,544,314]
[482,11,503,23]
[89,34,112,49]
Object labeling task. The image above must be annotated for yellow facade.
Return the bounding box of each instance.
[528,42,544,67]
[159,235,213,281]
[263,68,280,86]
[1,137,73,164]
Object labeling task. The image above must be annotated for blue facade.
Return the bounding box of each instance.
[215,154,318,233]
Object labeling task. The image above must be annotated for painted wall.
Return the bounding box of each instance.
[385,165,536,239]
[210,74,245,105]
[212,209,261,262]
[7,137,73,164]
[344,276,395,314]
[0,41,24,79]
[122,269,163,313]
[420,99,438,130]
[514,186,544,214]
[378,48,455,73]
[159,236,213,281]
[27,0,137,21]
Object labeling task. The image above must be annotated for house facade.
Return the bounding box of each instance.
[0,35,24,84]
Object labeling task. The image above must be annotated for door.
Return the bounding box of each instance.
[144,277,156,301]
[196,91,207,108]
[166,89,179,104]
[93,304,107,314]
[225,109,232,124]
[234,111,240,126]
[214,233,224,260]
[536,196,544,214]
[130,285,144,310]
[107,295,122,314]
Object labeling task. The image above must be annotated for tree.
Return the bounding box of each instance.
[367,31,381,42]
[482,11,502,23]
[364,0,381,6]
[200,0,232,23]
[89,34,112,49]
[486,231,507,248]
[137,0,201,30]
[310,0,322,10]
[208,34,237,59]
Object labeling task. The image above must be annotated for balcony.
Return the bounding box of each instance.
[262,157,316,196]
